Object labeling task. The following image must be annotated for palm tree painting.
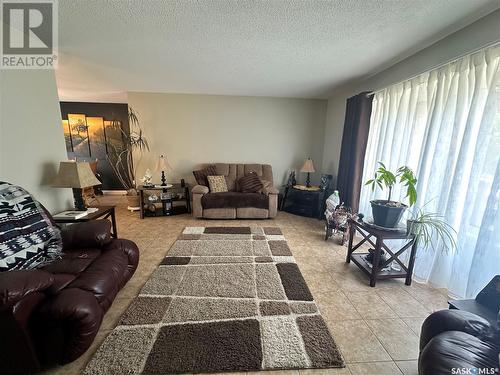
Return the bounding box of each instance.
[67,114,91,157]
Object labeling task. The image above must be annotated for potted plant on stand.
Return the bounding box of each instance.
[106,107,149,210]
[365,162,417,228]
[407,208,457,253]
[386,207,457,272]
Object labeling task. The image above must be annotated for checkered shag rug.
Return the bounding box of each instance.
[84,226,345,374]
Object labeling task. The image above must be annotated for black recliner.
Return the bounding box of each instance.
[419,276,500,375]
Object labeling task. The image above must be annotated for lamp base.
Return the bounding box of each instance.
[306,173,311,188]
[72,188,87,211]
[161,171,167,186]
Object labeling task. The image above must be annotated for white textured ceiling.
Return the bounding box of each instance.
[56,0,500,102]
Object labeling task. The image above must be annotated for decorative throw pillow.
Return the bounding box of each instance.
[0,181,63,272]
[259,179,273,195]
[192,165,217,186]
[238,172,264,193]
[207,175,228,193]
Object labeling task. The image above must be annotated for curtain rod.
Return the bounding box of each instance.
[366,39,500,97]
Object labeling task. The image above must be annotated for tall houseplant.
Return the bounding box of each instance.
[365,162,417,227]
[106,107,149,208]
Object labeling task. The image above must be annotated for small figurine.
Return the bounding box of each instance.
[141,168,154,187]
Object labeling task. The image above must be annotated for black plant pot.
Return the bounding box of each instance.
[370,200,407,228]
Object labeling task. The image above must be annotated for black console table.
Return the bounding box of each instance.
[138,184,190,219]
[280,185,329,219]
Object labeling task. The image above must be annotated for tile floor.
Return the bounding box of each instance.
[44,196,451,375]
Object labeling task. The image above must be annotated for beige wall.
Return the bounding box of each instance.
[321,9,500,183]
[0,70,72,212]
[127,92,327,187]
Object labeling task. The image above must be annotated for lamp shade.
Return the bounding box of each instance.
[52,161,101,188]
[300,158,315,173]
[155,155,172,171]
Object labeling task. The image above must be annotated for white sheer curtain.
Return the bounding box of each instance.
[359,45,500,298]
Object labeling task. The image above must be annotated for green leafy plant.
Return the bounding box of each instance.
[408,207,457,254]
[106,107,149,194]
[365,162,418,206]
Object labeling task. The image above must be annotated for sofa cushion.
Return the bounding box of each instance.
[203,208,236,219]
[199,163,274,187]
[193,165,217,186]
[238,172,264,193]
[0,269,54,308]
[201,192,268,210]
[67,246,129,310]
[236,207,269,219]
[207,175,228,193]
[42,249,102,275]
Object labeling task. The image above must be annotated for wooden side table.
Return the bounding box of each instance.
[346,218,417,287]
[53,206,117,239]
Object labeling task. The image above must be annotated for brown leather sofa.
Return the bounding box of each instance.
[192,163,279,219]
[419,309,500,375]
[0,219,139,375]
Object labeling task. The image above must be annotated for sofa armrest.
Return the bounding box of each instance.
[61,220,112,251]
[268,189,278,218]
[191,186,206,218]
[192,184,209,194]
[0,270,54,309]
[267,186,279,195]
[102,239,139,289]
[35,288,103,364]
[420,309,492,350]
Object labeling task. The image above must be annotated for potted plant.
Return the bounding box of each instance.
[407,208,457,253]
[364,162,417,228]
[106,107,149,209]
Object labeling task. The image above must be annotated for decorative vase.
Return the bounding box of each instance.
[126,195,140,208]
[370,200,407,228]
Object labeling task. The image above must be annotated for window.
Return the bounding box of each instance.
[359,45,500,298]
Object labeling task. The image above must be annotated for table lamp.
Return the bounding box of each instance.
[52,161,101,211]
[155,155,172,186]
[300,158,315,187]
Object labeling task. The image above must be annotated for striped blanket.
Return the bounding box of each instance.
[0,182,62,271]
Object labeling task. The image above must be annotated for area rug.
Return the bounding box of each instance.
[84,226,344,374]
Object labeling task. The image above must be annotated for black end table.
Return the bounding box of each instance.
[280,185,329,219]
[53,206,117,239]
[138,183,191,219]
[346,218,417,287]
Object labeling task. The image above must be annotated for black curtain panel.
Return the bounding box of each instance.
[336,92,373,213]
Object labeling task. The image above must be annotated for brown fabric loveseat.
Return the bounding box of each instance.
[0,219,139,374]
[192,163,278,219]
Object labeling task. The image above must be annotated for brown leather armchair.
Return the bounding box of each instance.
[0,219,139,374]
